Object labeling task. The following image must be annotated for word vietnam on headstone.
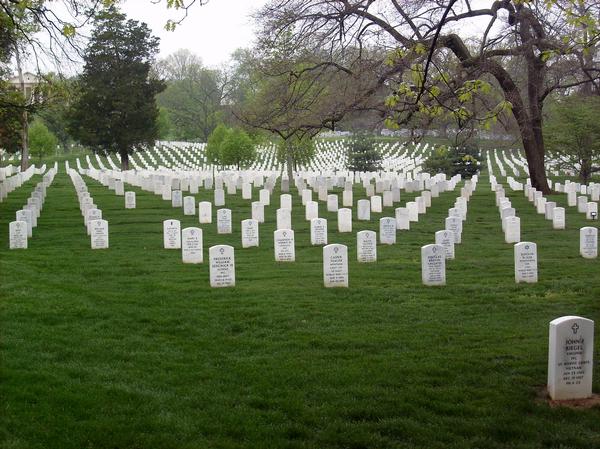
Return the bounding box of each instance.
[163,219,181,249]
[181,227,203,264]
[421,244,446,286]
[323,244,348,288]
[514,242,538,283]
[547,316,594,400]
[209,245,235,287]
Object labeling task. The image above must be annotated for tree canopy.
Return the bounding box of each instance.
[68,7,165,170]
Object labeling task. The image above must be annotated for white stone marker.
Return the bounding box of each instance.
[90,219,109,249]
[357,199,371,221]
[242,183,252,200]
[383,191,393,207]
[445,217,462,244]
[421,244,446,286]
[274,229,295,262]
[580,227,598,259]
[310,218,328,245]
[587,202,598,220]
[379,217,396,245]
[252,201,265,223]
[86,209,102,235]
[276,208,292,230]
[217,209,232,234]
[343,190,353,207]
[548,316,594,400]
[181,227,203,263]
[9,221,28,249]
[395,207,410,230]
[305,200,318,221]
[241,219,259,248]
[544,202,556,220]
[163,219,181,249]
[301,189,312,206]
[435,230,455,260]
[214,188,225,207]
[259,189,270,206]
[323,244,348,288]
[280,194,292,210]
[577,196,588,213]
[552,207,565,230]
[183,196,196,216]
[370,195,382,213]
[407,202,419,222]
[16,209,32,237]
[357,230,377,262]
[115,180,124,196]
[171,190,183,208]
[514,242,538,283]
[338,208,352,233]
[209,245,235,287]
[125,191,136,209]
[199,201,212,224]
[504,216,521,244]
[327,194,339,212]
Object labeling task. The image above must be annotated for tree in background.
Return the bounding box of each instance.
[155,49,227,141]
[346,134,382,173]
[544,95,600,184]
[205,123,230,168]
[220,128,256,170]
[68,7,165,170]
[255,1,600,193]
[275,134,315,173]
[423,144,481,179]
[28,119,57,161]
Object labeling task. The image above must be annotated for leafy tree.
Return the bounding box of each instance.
[220,128,256,170]
[275,134,315,173]
[423,144,481,179]
[156,49,226,141]
[544,95,600,184]
[28,119,57,161]
[255,0,600,193]
[205,123,230,168]
[346,134,382,173]
[68,7,165,170]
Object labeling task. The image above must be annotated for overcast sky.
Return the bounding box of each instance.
[120,0,269,68]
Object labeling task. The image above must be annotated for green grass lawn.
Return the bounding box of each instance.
[1,157,599,449]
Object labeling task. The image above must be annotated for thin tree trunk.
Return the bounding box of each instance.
[285,142,294,184]
[14,46,29,172]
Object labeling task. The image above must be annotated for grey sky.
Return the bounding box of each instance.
[121,0,268,68]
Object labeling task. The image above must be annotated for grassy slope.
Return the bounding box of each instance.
[1,155,599,449]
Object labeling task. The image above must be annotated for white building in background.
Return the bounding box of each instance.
[8,72,40,100]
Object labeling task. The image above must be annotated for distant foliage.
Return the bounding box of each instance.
[423,144,481,178]
[346,134,382,172]
[221,128,256,169]
[276,135,315,171]
[28,119,57,160]
[544,95,600,183]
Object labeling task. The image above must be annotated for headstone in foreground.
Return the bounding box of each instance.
[548,316,594,400]
[323,244,348,288]
[421,244,446,286]
[182,227,203,263]
[209,245,235,287]
[514,241,538,283]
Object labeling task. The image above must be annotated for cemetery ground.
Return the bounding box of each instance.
[1,155,599,449]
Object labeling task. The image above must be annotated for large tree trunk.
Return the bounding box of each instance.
[15,46,29,172]
[120,151,130,171]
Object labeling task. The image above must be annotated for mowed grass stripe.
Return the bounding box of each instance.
[1,164,599,449]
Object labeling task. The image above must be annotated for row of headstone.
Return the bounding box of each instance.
[9,167,57,249]
[68,169,109,249]
[1,164,37,202]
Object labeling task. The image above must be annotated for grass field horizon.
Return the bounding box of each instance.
[1,151,599,449]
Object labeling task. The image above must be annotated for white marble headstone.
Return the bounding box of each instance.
[9,221,27,249]
[435,230,455,260]
[357,230,377,263]
[323,244,348,288]
[199,201,212,224]
[125,191,136,209]
[421,244,446,286]
[379,217,396,245]
[163,219,181,249]
[580,227,598,259]
[241,219,259,248]
[217,209,232,234]
[310,218,328,245]
[337,208,352,233]
[181,227,203,263]
[514,242,538,283]
[274,229,295,261]
[209,245,235,287]
[548,316,594,400]
[90,219,109,249]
